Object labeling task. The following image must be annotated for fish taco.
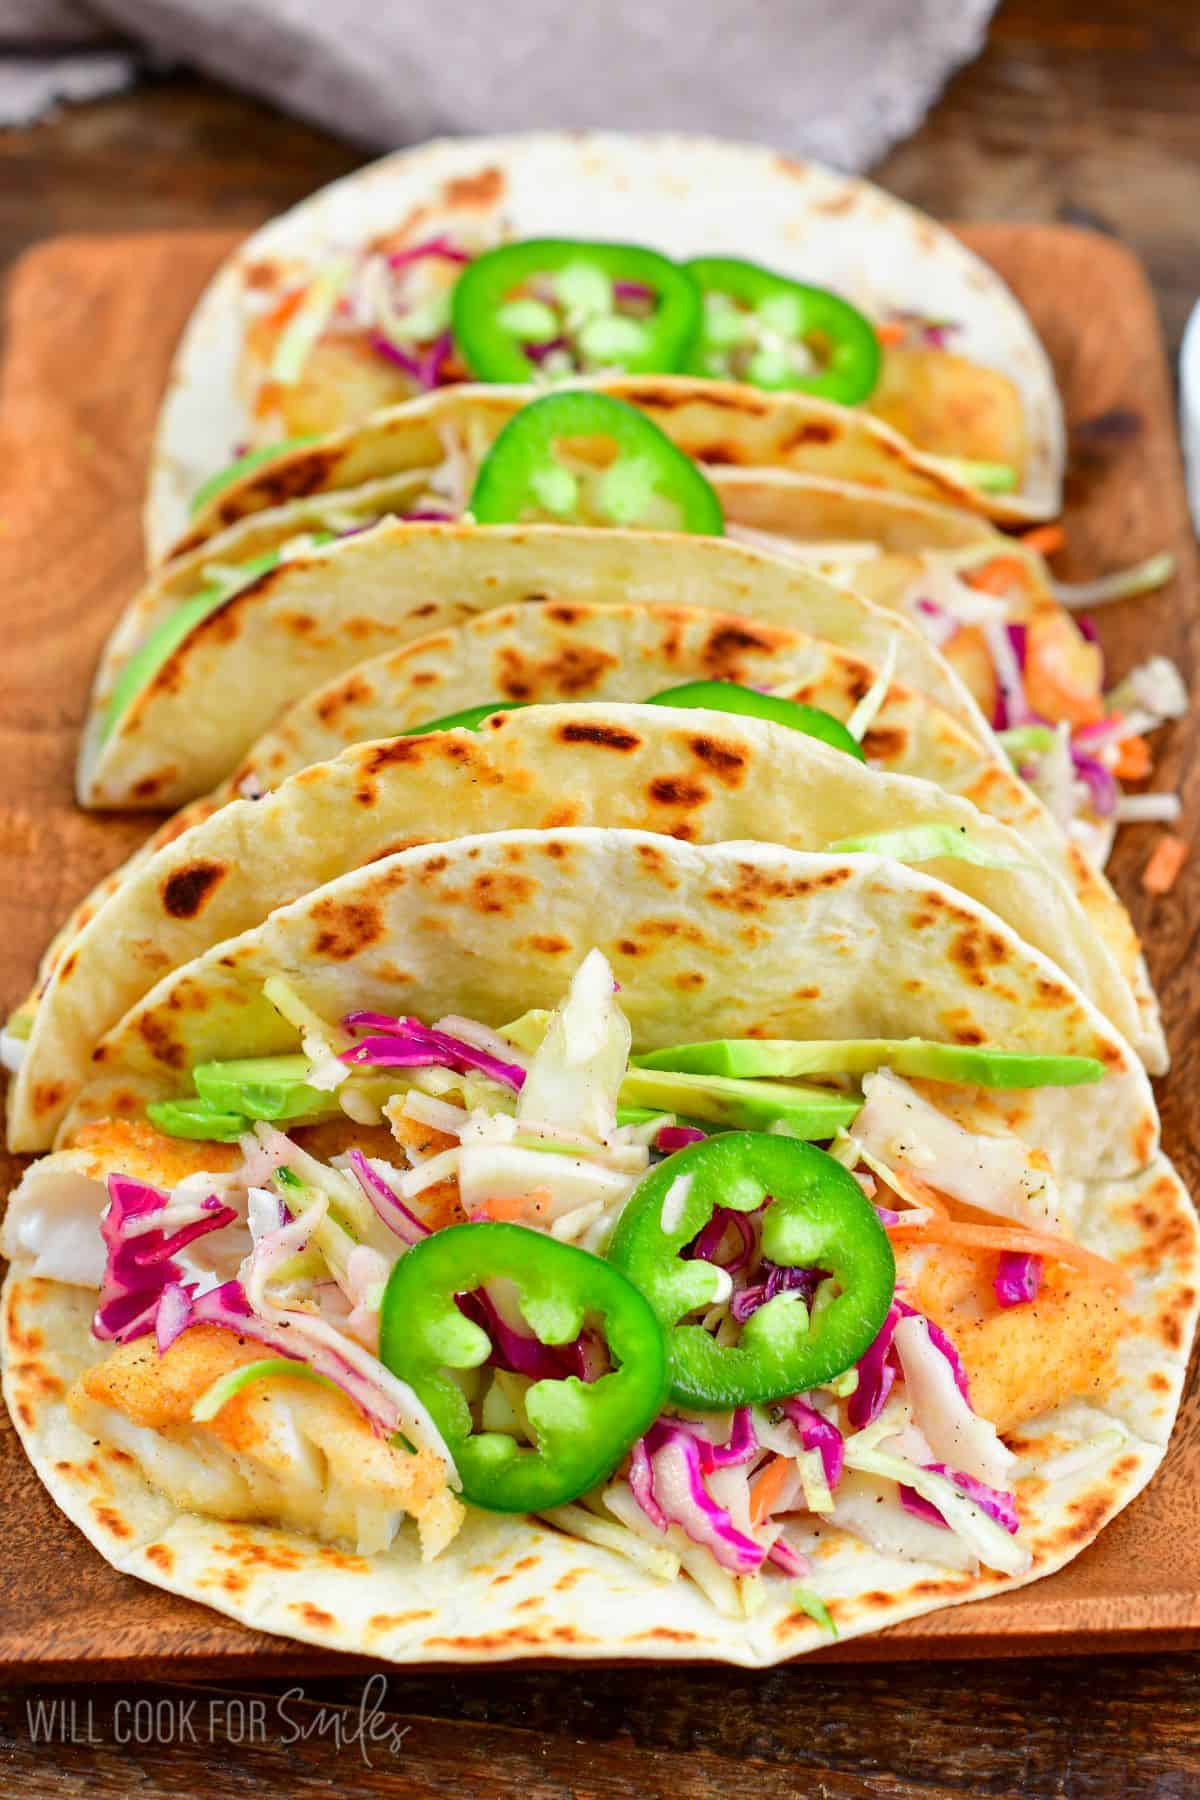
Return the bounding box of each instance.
[147,131,1064,554]
[3,828,1193,1668]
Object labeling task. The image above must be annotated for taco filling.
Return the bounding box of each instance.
[240,232,1026,494]
[6,948,1136,1621]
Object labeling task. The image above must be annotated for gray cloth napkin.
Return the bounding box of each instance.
[0,0,996,171]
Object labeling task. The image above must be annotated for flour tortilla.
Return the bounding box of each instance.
[146,132,1063,555]
[46,598,1144,1041]
[3,830,1193,1665]
[87,454,1018,808]
[78,523,996,811]
[164,379,1031,568]
[15,701,1146,1152]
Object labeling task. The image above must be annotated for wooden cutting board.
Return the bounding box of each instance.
[0,226,1196,1680]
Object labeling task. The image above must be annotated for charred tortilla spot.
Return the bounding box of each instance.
[469,872,534,916]
[442,166,504,207]
[162,860,227,919]
[363,738,426,771]
[31,1079,66,1115]
[783,420,837,450]
[688,735,747,783]
[291,1602,336,1630]
[368,1610,435,1631]
[627,1627,700,1644]
[700,622,781,678]
[862,725,906,760]
[558,721,641,751]
[92,1503,132,1540]
[310,898,385,959]
[137,1011,187,1070]
[225,448,343,519]
[528,934,571,954]
[648,775,707,808]
[315,675,372,723]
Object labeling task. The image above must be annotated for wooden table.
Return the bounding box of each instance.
[1,1,1198,1793]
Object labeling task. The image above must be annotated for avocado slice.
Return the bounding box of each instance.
[189,437,321,517]
[102,551,283,741]
[193,1055,336,1124]
[619,1066,860,1137]
[146,1097,251,1143]
[634,1038,1105,1090]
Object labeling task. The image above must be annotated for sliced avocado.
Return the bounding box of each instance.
[634,1038,1104,1090]
[189,437,321,517]
[934,457,1018,495]
[146,1097,250,1143]
[619,1066,859,1137]
[615,1104,713,1134]
[193,1055,336,1125]
[102,551,282,741]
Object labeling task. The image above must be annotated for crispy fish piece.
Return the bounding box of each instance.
[899,1246,1124,1433]
[69,1325,463,1559]
[867,345,1028,477]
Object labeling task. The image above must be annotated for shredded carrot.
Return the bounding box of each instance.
[876,321,907,347]
[1112,735,1152,780]
[965,555,1033,597]
[469,1188,554,1223]
[262,286,309,333]
[884,1217,1132,1295]
[892,1167,949,1216]
[1020,524,1066,557]
[1142,833,1188,896]
[253,379,286,421]
[748,1453,795,1526]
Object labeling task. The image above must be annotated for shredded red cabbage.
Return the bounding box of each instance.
[367,328,454,390]
[347,1149,430,1246]
[93,1177,238,1345]
[730,1262,822,1324]
[847,1302,900,1428]
[455,1291,606,1383]
[685,1206,756,1275]
[628,1435,667,1530]
[155,1280,195,1353]
[341,1012,526,1090]
[525,336,570,365]
[765,1536,810,1576]
[896,1299,971,1402]
[674,1408,758,1470]
[780,1399,845,1491]
[641,1422,766,1573]
[1070,747,1119,817]
[456,1289,570,1381]
[901,1465,1019,1533]
[188,1280,408,1437]
[386,237,470,270]
[655,1124,706,1153]
[993,1251,1043,1308]
[899,1482,947,1526]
